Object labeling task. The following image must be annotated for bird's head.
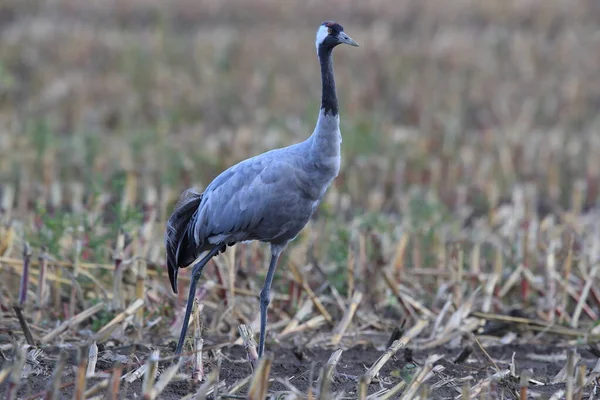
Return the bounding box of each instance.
[315,21,359,55]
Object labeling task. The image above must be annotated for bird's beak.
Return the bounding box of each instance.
[338,32,359,47]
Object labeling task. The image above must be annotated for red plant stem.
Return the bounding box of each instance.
[287,280,301,310]
[520,277,529,302]
[521,222,530,302]
[553,306,571,322]
[114,258,122,272]
[112,231,125,310]
[214,261,227,306]
[0,297,8,312]
[589,286,600,308]
[81,233,91,261]
[250,247,262,276]
[535,287,597,320]
[18,243,32,306]
[6,382,18,400]
[38,249,48,308]
[521,266,597,320]
[296,278,303,304]
[519,386,527,400]
[108,363,123,400]
[493,286,501,313]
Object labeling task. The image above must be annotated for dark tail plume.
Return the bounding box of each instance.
[165,188,203,293]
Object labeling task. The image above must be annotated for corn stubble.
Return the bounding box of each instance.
[1,0,600,398]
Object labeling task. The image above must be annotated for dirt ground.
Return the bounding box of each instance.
[2,0,600,398]
[2,338,595,399]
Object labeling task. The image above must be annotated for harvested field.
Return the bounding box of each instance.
[1,0,600,398]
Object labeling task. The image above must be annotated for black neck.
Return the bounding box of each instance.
[318,45,338,116]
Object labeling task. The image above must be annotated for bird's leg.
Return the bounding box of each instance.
[175,246,222,356]
[258,245,283,358]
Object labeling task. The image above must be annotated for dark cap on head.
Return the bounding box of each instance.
[321,21,344,34]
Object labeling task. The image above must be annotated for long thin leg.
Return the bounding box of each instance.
[175,246,222,356]
[258,244,284,358]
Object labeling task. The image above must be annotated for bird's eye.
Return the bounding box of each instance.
[327,28,333,34]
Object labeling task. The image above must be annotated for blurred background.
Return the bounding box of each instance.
[2,0,600,352]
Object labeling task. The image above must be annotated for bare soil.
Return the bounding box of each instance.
[2,0,600,399]
[2,339,595,399]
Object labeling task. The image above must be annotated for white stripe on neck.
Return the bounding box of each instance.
[315,25,329,54]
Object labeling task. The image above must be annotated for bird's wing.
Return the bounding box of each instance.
[190,151,307,246]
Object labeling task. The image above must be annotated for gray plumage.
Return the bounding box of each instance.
[166,115,340,283]
[165,21,358,357]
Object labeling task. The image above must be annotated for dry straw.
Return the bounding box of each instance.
[2,1,600,398]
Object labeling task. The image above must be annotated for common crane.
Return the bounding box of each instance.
[165,21,359,357]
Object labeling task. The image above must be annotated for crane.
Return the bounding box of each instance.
[165,21,359,358]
